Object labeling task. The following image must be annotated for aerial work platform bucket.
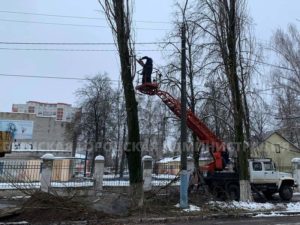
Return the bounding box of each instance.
[135,82,159,95]
[135,68,161,95]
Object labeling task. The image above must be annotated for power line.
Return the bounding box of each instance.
[0,10,171,24]
[0,47,168,52]
[0,18,169,31]
[0,18,107,28]
[0,10,106,21]
[0,73,121,82]
[244,58,296,72]
[0,41,178,45]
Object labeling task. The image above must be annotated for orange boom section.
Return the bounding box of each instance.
[136,84,225,172]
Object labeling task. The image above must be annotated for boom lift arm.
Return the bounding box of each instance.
[136,83,225,171]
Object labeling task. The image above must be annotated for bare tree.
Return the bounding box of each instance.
[275,88,300,146]
[250,100,271,144]
[138,95,170,160]
[194,0,255,200]
[98,0,143,205]
[113,84,127,176]
[162,0,209,168]
[76,74,116,173]
[272,24,300,95]
[65,110,82,157]
[271,24,300,146]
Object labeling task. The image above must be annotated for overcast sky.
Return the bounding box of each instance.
[0,0,299,112]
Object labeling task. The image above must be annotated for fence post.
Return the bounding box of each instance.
[142,155,153,191]
[40,153,54,193]
[94,155,105,192]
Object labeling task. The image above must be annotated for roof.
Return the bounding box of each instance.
[157,156,211,163]
[257,131,300,152]
[26,101,71,106]
[157,156,180,163]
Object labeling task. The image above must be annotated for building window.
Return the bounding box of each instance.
[56,108,64,120]
[275,144,281,153]
[28,106,35,113]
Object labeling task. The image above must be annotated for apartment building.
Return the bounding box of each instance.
[12,101,79,122]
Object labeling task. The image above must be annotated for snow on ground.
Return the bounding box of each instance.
[209,200,300,216]
[175,201,300,215]
[0,181,94,189]
[152,174,177,179]
[286,202,300,212]
[103,180,180,186]
[0,182,40,190]
[51,181,94,187]
[253,212,285,217]
[209,201,276,211]
[183,204,201,212]
[103,181,129,186]
[175,203,201,212]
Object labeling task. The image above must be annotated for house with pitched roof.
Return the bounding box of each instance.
[252,132,300,172]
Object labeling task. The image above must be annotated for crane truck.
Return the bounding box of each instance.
[136,78,296,201]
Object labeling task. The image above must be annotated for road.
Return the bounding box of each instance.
[167,216,300,225]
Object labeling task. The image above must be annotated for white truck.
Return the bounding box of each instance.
[249,158,295,201]
[203,158,296,201]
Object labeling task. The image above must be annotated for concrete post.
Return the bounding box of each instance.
[142,155,153,191]
[40,153,54,193]
[94,155,105,192]
[291,158,300,192]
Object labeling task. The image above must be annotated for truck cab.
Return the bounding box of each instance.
[249,158,296,201]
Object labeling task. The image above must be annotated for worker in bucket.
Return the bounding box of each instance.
[137,56,153,84]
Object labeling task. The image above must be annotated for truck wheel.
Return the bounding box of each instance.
[279,185,293,201]
[211,184,226,200]
[263,191,274,200]
[227,184,240,201]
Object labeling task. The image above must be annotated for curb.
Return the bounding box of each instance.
[0,222,29,225]
[3,211,300,225]
[99,210,300,224]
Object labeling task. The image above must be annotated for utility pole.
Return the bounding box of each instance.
[180,22,188,209]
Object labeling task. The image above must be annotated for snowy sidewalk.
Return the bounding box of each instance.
[173,200,300,218]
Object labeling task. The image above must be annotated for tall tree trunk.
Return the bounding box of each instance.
[187,42,199,169]
[119,121,127,178]
[100,124,107,165]
[226,0,251,201]
[91,123,99,175]
[115,96,121,176]
[113,1,143,206]
[71,132,77,157]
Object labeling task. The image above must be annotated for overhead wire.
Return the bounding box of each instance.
[0,18,169,31]
[0,73,121,82]
[0,41,179,45]
[0,10,171,24]
[0,41,176,52]
[0,47,292,73]
[0,47,169,52]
